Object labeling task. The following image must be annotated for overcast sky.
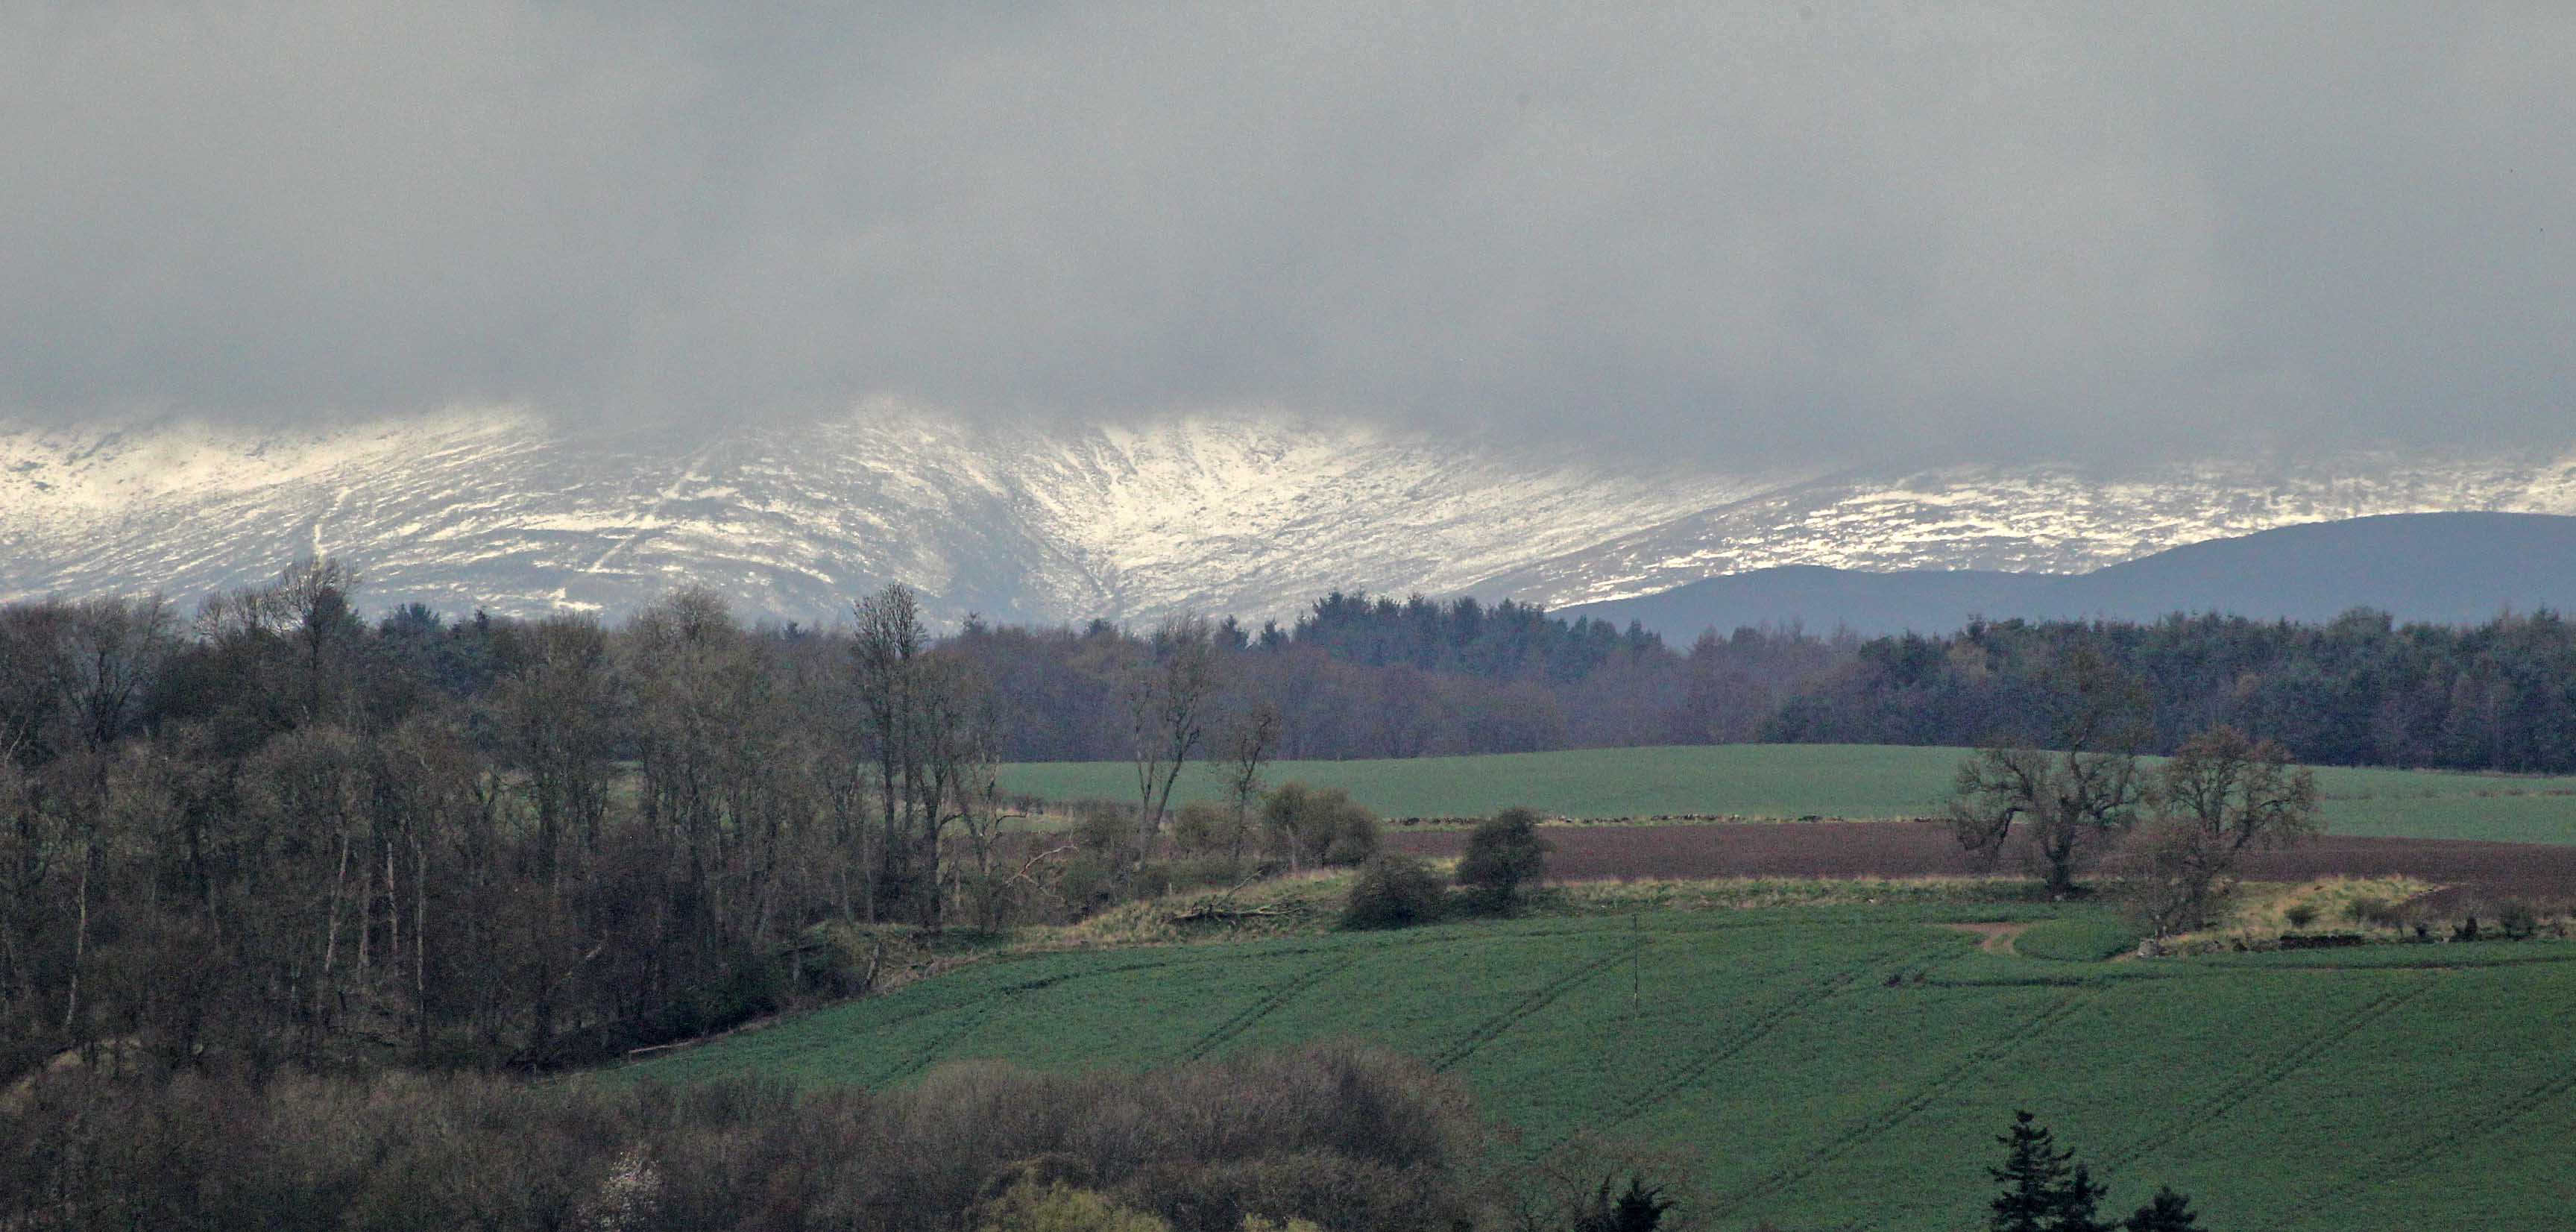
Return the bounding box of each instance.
[4,2,2570,468]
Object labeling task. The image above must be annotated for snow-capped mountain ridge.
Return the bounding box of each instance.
[6,409,2574,627]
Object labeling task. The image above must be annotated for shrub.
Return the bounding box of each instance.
[1072,801,1138,857]
[1457,806,1552,912]
[1341,857,1446,931]
[2,1045,1481,1232]
[1170,801,1242,858]
[1322,808,1382,867]
[975,1181,1171,1232]
[2282,902,2319,930]
[1055,854,1121,916]
[1264,784,1382,870]
[1494,1129,1699,1232]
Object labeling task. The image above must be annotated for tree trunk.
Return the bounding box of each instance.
[63,840,90,1032]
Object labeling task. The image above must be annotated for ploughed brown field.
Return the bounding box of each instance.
[1385,820,2576,906]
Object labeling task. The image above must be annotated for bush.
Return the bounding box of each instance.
[975,1181,1171,1232]
[1457,807,1551,912]
[2283,902,2319,929]
[2,1045,1481,1232]
[2346,895,2393,928]
[1341,857,1446,931]
[1170,801,1243,859]
[1322,809,1382,867]
[1264,785,1382,870]
[1072,801,1139,857]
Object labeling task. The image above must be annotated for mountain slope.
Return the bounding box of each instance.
[1560,512,2576,637]
[0,409,1757,626]
[1484,454,2576,607]
[6,409,2575,627]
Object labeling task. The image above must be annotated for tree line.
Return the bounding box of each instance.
[977,595,2576,773]
[1769,608,2576,773]
[0,564,1185,1083]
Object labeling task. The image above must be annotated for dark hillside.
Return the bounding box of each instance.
[1562,512,2576,638]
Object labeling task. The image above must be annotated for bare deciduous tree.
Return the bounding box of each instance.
[1119,615,1224,870]
[1219,700,1279,870]
[2123,727,2322,936]
[854,583,928,918]
[1950,648,2150,895]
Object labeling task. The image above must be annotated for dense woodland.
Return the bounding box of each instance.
[980,591,2576,773]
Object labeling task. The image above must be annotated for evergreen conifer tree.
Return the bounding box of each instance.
[1570,1175,1674,1232]
[2123,1186,2203,1231]
[1988,1111,2109,1232]
[2057,1164,2111,1232]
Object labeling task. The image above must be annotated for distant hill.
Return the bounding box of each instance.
[6,410,2573,628]
[1558,512,2576,638]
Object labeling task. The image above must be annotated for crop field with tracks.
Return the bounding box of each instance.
[998,744,2576,843]
[622,905,2576,1231]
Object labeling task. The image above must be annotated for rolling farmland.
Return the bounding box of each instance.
[998,744,2576,844]
[623,905,2576,1231]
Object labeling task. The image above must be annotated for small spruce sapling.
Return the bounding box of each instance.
[1570,1175,1674,1232]
[2123,1186,2203,1231]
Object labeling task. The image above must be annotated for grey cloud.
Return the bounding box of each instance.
[2,1,2569,468]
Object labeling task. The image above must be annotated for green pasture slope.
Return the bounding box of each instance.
[624,906,2576,1230]
[998,744,2576,844]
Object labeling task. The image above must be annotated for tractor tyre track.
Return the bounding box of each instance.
[1182,952,1364,1062]
[1719,987,2101,1221]
[1577,941,1950,1147]
[1430,943,1634,1073]
[2265,1066,2576,1231]
[2097,976,2436,1175]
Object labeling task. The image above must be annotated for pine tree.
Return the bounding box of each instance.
[1988,1111,2109,1232]
[2123,1186,2203,1231]
[2056,1164,2111,1232]
[1571,1175,1674,1232]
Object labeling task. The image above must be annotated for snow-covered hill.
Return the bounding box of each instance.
[6,408,2574,627]
[1481,453,2576,608]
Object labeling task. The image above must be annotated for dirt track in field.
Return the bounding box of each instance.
[1384,820,2576,905]
[1936,921,2031,954]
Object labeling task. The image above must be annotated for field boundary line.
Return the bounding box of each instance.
[2097,975,2435,1175]
[1718,987,2100,1222]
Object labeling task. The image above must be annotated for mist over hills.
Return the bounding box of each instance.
[1561,513,2576,638]
[4,409,2574,628]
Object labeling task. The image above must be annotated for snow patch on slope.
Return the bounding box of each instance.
[5,407,2573,626]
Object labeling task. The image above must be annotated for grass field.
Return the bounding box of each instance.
[998,744,2576,844]
[623,901,2576,1231]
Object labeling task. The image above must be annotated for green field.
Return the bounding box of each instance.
[625,903,2576,1230]
[999,744,2576,843]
